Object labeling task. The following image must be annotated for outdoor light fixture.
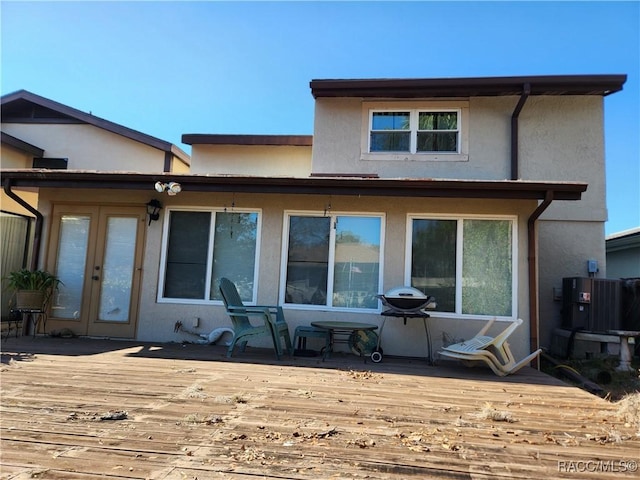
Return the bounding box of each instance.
[146,199,162,225]
[154,181,182,196]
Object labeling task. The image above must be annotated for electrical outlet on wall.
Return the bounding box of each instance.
[193,317,200,328]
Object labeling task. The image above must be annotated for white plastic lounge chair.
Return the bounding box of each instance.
[440,318,541,376]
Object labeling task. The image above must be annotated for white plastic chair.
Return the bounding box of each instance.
[440,318,541,376]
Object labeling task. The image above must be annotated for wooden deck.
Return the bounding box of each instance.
[1,336,638,479]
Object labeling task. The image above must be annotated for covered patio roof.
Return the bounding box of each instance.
[1,170,587,201]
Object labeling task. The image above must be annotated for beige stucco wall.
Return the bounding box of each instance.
[1,123,168,172]
[312,94,609,351]
[190,144,311,176]
[312,95,603,184]
[171,154,191,173]
[1,144,33,169]
[34,188,536,360]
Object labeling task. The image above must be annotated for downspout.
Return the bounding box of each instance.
[511,83,531,180]
[3,178,43,271]
[528,190,554,368]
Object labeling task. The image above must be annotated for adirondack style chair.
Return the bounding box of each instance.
[219,278,293,359]
[439,318,542,376]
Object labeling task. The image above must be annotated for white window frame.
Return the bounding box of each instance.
[361,101,469,162]
[279,210,385,313]
[405,213,518,320]
[157,206,262,305]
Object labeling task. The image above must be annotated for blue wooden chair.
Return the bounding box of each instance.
[219,278,293,359]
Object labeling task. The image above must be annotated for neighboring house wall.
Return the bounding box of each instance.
[190,144,311,176]
[607,246,640,278]
[1,144,32,168]
[2,124,170,172]
[606,229,640,279]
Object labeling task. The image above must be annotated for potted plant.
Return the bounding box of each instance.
[4,269,62,310]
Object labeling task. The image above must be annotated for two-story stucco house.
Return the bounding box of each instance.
[1,74,626,364]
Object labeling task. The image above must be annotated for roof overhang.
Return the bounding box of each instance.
[310,74,627,98]
[1,90,190,164]
[1,170,587,201]
[1,132,45,157]
[182,134,312,146]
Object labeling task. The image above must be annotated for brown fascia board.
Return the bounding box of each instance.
[1,170,586,201]
[182,134,313,146]
[1,132,45,157]
[1,90,190,164]
[310,74,627,98]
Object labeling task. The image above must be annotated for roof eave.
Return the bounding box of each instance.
[310,74,627,98]
[1,132,45,157]
[183,134,313,147]
[1,90,190,163]
[0,170,586,201]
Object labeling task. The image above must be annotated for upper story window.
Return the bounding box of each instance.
[158,209,260,304]
[361,101,469,162]
[281,212,384,311]
[370,110,460,153]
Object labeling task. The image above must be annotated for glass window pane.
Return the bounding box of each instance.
[99,217,137,322]
[55,216,90,319]
[333,216,381,309]
[418,112,457,130]
[210,212,258,302]
[411,219,457,312]
[285,216,330,305]
[370,132,411,152]
[164,211,211,299]
[372,112,410,130]
[462,220,512,316]
[417,132,458,152]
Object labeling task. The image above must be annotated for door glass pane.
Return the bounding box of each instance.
[98,217,138,322]
[164,211,211,299]
[210,212,258,302]
[285,216,330,305]
[333,216,380,309]
[54,216,90,319]
[462,220,512,316]
[411,219,457,312]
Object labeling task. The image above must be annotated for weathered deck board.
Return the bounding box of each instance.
[1,337,638,479]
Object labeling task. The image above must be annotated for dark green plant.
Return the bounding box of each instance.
[4,268,62,293]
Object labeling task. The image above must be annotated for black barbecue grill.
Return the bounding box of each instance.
[374,287,436,363]
[378,286,436,312]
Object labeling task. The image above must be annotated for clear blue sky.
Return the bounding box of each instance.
[1,1,638,235]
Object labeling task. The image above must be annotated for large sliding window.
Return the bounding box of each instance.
[283,213,383,310]
[408,216,515,318]
[160,209,260,303]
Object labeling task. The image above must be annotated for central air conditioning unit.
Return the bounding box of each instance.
[561,277,622,332]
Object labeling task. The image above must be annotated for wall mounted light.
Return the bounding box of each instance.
[146,199,162,225]
[154,181,182,196]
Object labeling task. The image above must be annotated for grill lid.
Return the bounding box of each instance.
[379,286,435,312]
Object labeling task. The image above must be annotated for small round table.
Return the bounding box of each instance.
[311,321,378,361]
